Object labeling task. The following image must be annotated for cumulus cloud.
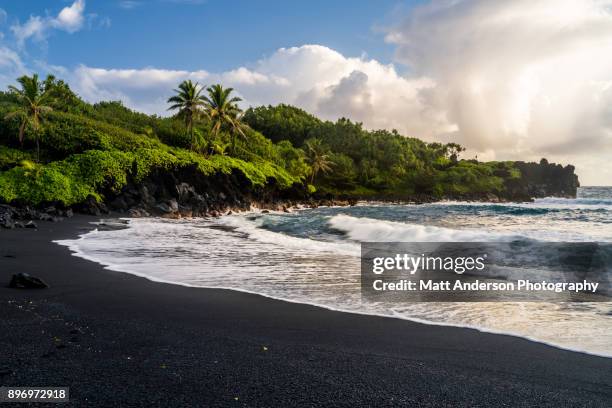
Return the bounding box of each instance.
[68,45,449,141]
[55,0,86,32]
[0,46,27,89]
[11,0,86,45]
[386,0,612,183]
[70,66,210,113]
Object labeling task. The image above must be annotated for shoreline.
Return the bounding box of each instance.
[0,192,567,230]
[2,216,612,406]
[56,216,612,359]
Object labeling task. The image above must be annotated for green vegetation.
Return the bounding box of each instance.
[244,105,518,198]
[203,84,246,155]
[4,74,54,162]
[0,146,32,170]
[167,80,207,149]
[0,74,528,208]
[304,138,333,184]
[0,75,302,206]
[0,148,295,206]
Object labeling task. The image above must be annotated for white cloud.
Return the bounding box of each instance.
[11,16,46,45]
[54,0,86,32]
[69,66,209,114]
[385,0,612,184]
[66,45,447,141]
[0,47,25,70]
[11,0,86,45]
[0,46,28,89]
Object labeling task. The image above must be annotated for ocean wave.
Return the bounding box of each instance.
[55,211,612,357]
[428,198,612,212]
[534,197,612,208]
[219,215,361,256]
[327,214,522,242]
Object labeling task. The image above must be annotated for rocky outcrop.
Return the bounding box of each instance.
[0,168,355,227]
[104,168,314,218]
[0,159,580,226]
[502,159,580,201]
[9,273,49,289]
[0,204,70,229]
[123,159,576,208]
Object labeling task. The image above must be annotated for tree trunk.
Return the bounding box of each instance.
[36,136,40,163]
[19,121,26,147]
[188,119,194,150]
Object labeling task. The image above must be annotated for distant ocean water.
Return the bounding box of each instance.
[57,187,612,357]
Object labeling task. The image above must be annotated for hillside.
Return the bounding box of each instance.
[0,75,579,225]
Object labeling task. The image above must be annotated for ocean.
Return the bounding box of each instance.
[56,187,612,357]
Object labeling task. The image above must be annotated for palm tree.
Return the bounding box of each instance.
[4,74,53,162]
[203,84,246,155]
[305,138,333,184]
[167,80,206,149]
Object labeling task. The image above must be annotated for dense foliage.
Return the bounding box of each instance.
[244,105,518,198]
[0,77,301,206]
[0,74,532,207]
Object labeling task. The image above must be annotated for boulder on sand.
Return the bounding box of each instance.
[9,273,49,289]
[24,220,38,229]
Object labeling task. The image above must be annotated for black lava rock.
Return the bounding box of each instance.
[0,205,15,229]
[24,220,38,229]
[8,273,48,289]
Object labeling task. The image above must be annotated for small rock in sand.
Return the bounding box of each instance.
[9,273,48,289]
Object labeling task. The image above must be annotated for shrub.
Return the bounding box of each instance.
[0,146,33,170]
[0,146,299,206]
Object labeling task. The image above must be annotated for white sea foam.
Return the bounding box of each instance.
[55,209,612,358]
[327,214,521,242]
[535,196,612,207]
[431,197,612,211]
[219,215,360,256]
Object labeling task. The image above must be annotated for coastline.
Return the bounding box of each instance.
[1,216,611,406]
[56,215,611,359]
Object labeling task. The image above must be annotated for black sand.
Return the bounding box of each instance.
[1,216,611,407]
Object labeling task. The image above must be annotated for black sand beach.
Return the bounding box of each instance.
[1,216,611,407]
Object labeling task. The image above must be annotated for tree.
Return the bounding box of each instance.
[167,80,206,149]
[203,84,246,155]
[243,104,321,146]
[325,152,357,189]
[43,75,90,114]
[276,140,310,180]
[4,74,54,161]
[304,138,333,184]
[446,143,465,163]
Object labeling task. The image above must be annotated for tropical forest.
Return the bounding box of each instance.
[0,74,578,214]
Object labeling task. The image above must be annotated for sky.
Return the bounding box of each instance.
[0,0,610,185]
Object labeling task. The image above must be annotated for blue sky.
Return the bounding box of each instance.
[0,0,610,185]
[0,0,409,71]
